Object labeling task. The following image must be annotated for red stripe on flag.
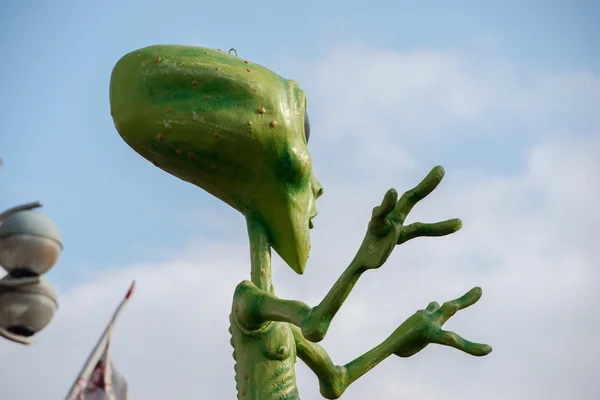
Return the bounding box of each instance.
[125,281,136,299]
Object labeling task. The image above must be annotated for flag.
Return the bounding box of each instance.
[65,281,135,400]
[76,338,128,400]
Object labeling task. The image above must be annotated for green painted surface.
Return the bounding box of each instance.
[110,45,314,274]
[110,45,491,399]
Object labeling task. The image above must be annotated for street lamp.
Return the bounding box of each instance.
[0,159,62,345]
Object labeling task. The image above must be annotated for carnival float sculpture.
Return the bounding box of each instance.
[109,46,492,399]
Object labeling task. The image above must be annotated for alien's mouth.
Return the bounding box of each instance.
[309,212,318,229]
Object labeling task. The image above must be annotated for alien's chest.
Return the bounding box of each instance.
[229,312,300,400]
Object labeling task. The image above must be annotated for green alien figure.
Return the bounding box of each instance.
[109,45,492,399]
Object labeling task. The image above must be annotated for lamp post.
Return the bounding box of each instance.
[0,158,62,345]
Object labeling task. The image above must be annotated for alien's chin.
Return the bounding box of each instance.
[309,219,314,229]
[270,219,311,275]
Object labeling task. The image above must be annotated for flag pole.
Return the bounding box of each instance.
[64,281,136,400]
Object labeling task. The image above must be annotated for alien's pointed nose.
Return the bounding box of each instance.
[312,176,324,200]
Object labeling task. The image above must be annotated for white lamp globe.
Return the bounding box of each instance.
[0,210,63,276]
[0,276,58,337]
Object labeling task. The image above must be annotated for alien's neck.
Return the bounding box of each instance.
[246,215,274,293]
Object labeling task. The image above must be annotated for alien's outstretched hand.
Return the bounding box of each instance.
[354,165,461,270]
[390,287,492,358]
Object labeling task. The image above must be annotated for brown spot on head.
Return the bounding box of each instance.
[154,56,161,62]
[247,121,253,125]
[211,165,217,170]
[192,80,198,86]
[204,51,209,54]
[270,120,277,127]
[167,107,172,113]
[206,95,211,100]
[246,68,252,72]
[176,149,182,155]
[215,67,221,71]
[243,374,248,380]
[244,60,251,64]
[258,107,266,114]
[157,134,163,141]
[136,53,141,57]
[188,152,195,158]
[212,132,219,137]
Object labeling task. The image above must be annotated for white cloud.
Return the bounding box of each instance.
[302,46,600,140]
[1,46,598,399]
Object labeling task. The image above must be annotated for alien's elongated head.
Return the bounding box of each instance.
[109,45,322,274]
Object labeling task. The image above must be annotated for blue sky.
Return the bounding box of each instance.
[1,0,598,286]
[1,1,599,399]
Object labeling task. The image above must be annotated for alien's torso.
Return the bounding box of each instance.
[229,286,300,400]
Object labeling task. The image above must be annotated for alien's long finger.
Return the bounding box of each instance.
[372,188,398,220]
[395,166,445,218]
[434,287,482,325]
[397,219,462,245]
[370,189,398,236]
[430,329,492,357]
[425,301,440,312]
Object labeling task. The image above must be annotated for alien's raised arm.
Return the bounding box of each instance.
[235,167,463,342]
[233,258,364,342]
[291,288,492,399]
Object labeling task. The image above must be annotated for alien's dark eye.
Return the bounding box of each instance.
[304,108,311,143]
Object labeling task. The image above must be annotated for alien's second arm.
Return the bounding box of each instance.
[290,287,491,399]
[234,260,366,342]
[291,324,399,399]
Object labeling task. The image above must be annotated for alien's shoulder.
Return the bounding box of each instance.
[234,280,258,296]
[232,280,265,329]
[233,280,265,310]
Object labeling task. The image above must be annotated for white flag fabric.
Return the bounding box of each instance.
[65,282,135,400]
[76,339,128,400]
